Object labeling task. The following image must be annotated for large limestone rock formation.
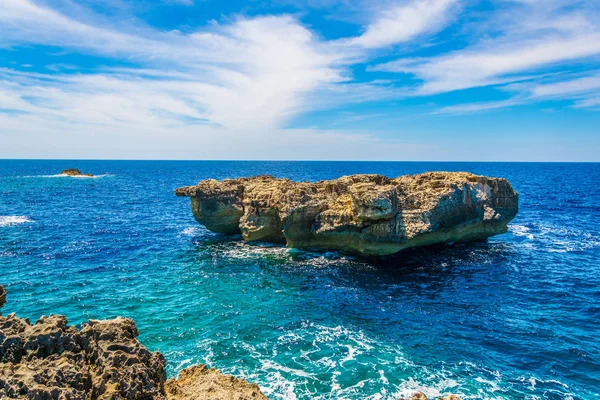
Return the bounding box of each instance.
[0,286,267,400]
[176,172,518,256]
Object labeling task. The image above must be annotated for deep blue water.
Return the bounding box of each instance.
[1,161,599,399]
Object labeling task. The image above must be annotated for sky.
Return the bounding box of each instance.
[1,0,600,161]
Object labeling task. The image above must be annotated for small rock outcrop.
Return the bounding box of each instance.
[0,287,267,400]
[60,169,93,177]
[402,394,461,400]
[176,172,518,256]
[165,365,267,400]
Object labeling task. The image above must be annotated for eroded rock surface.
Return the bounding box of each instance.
[401,394,461,400]
[0,288,267,400]
[176,172,518,256]
[0,286,5,309]
[165,365,267,400]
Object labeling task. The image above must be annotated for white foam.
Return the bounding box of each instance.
[509,222,600,253]
[509,224,534,240]
[0,216,33,227]
[21,174,111,179]
[181,227,201,236]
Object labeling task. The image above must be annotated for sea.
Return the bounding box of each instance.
[0,160,598,400]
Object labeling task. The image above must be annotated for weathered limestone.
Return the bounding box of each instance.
[0,287,267,400]
[402,394,461,400]
[165,365,267,400]
[176,172,518,256]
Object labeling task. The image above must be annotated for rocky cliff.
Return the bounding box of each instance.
[0,285,267,400]
[176,172,518,256]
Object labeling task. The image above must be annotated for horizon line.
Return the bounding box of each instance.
[1,158,599,163]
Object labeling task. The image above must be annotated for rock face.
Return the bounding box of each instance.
[0,288,268,400]
[176,172,518,256]
[60,168,93,177]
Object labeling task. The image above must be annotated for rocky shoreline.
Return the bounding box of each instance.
[176,172,518,256]
[0,286,463,399]
[0,286,267,400]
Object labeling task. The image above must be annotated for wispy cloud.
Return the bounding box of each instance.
[375,33,600,95]
[433,98,526,115]
[0,0,352,131]
[372,0,600,95]
[350,0,458,48]
[529,75,600,98]
[434,72,600,114]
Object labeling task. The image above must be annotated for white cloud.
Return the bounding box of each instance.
[530,75,600,98]
[351,0,458,48]
[0,0,351,131]
[425,73,600,114]
[371,0,600,94]
[374,33,600,95]
[432,98,525,115]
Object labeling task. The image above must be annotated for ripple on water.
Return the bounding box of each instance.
[509,222,600,253]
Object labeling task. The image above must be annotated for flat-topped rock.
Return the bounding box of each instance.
[176,172,518,256]
[60,168,93,177]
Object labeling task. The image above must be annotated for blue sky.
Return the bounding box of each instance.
[1,0,599,160]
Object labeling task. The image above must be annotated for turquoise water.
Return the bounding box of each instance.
[1,161,599,399]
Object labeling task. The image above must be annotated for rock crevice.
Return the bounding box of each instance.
[176,172,518,256]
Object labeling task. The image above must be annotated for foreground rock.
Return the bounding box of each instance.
[60,168,94,177]
[165,365,266,400]
[0,286,267,400]
[0,286,461,399]
[403,394,460,400]
[176,172,518,256]
[404,394,461,400]
[0,286,5,309]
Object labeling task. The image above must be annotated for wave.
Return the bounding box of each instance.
[0,215,33,227]
[19,174,112,179]
[180,227,205,237]
[194,321,578,400]
[509,222,600,253]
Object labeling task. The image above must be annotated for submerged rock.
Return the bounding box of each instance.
[60,168,93,177]
[0,288,268,400]
[176,172,518,256]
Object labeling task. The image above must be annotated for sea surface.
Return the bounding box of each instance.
[1,161,599,400]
